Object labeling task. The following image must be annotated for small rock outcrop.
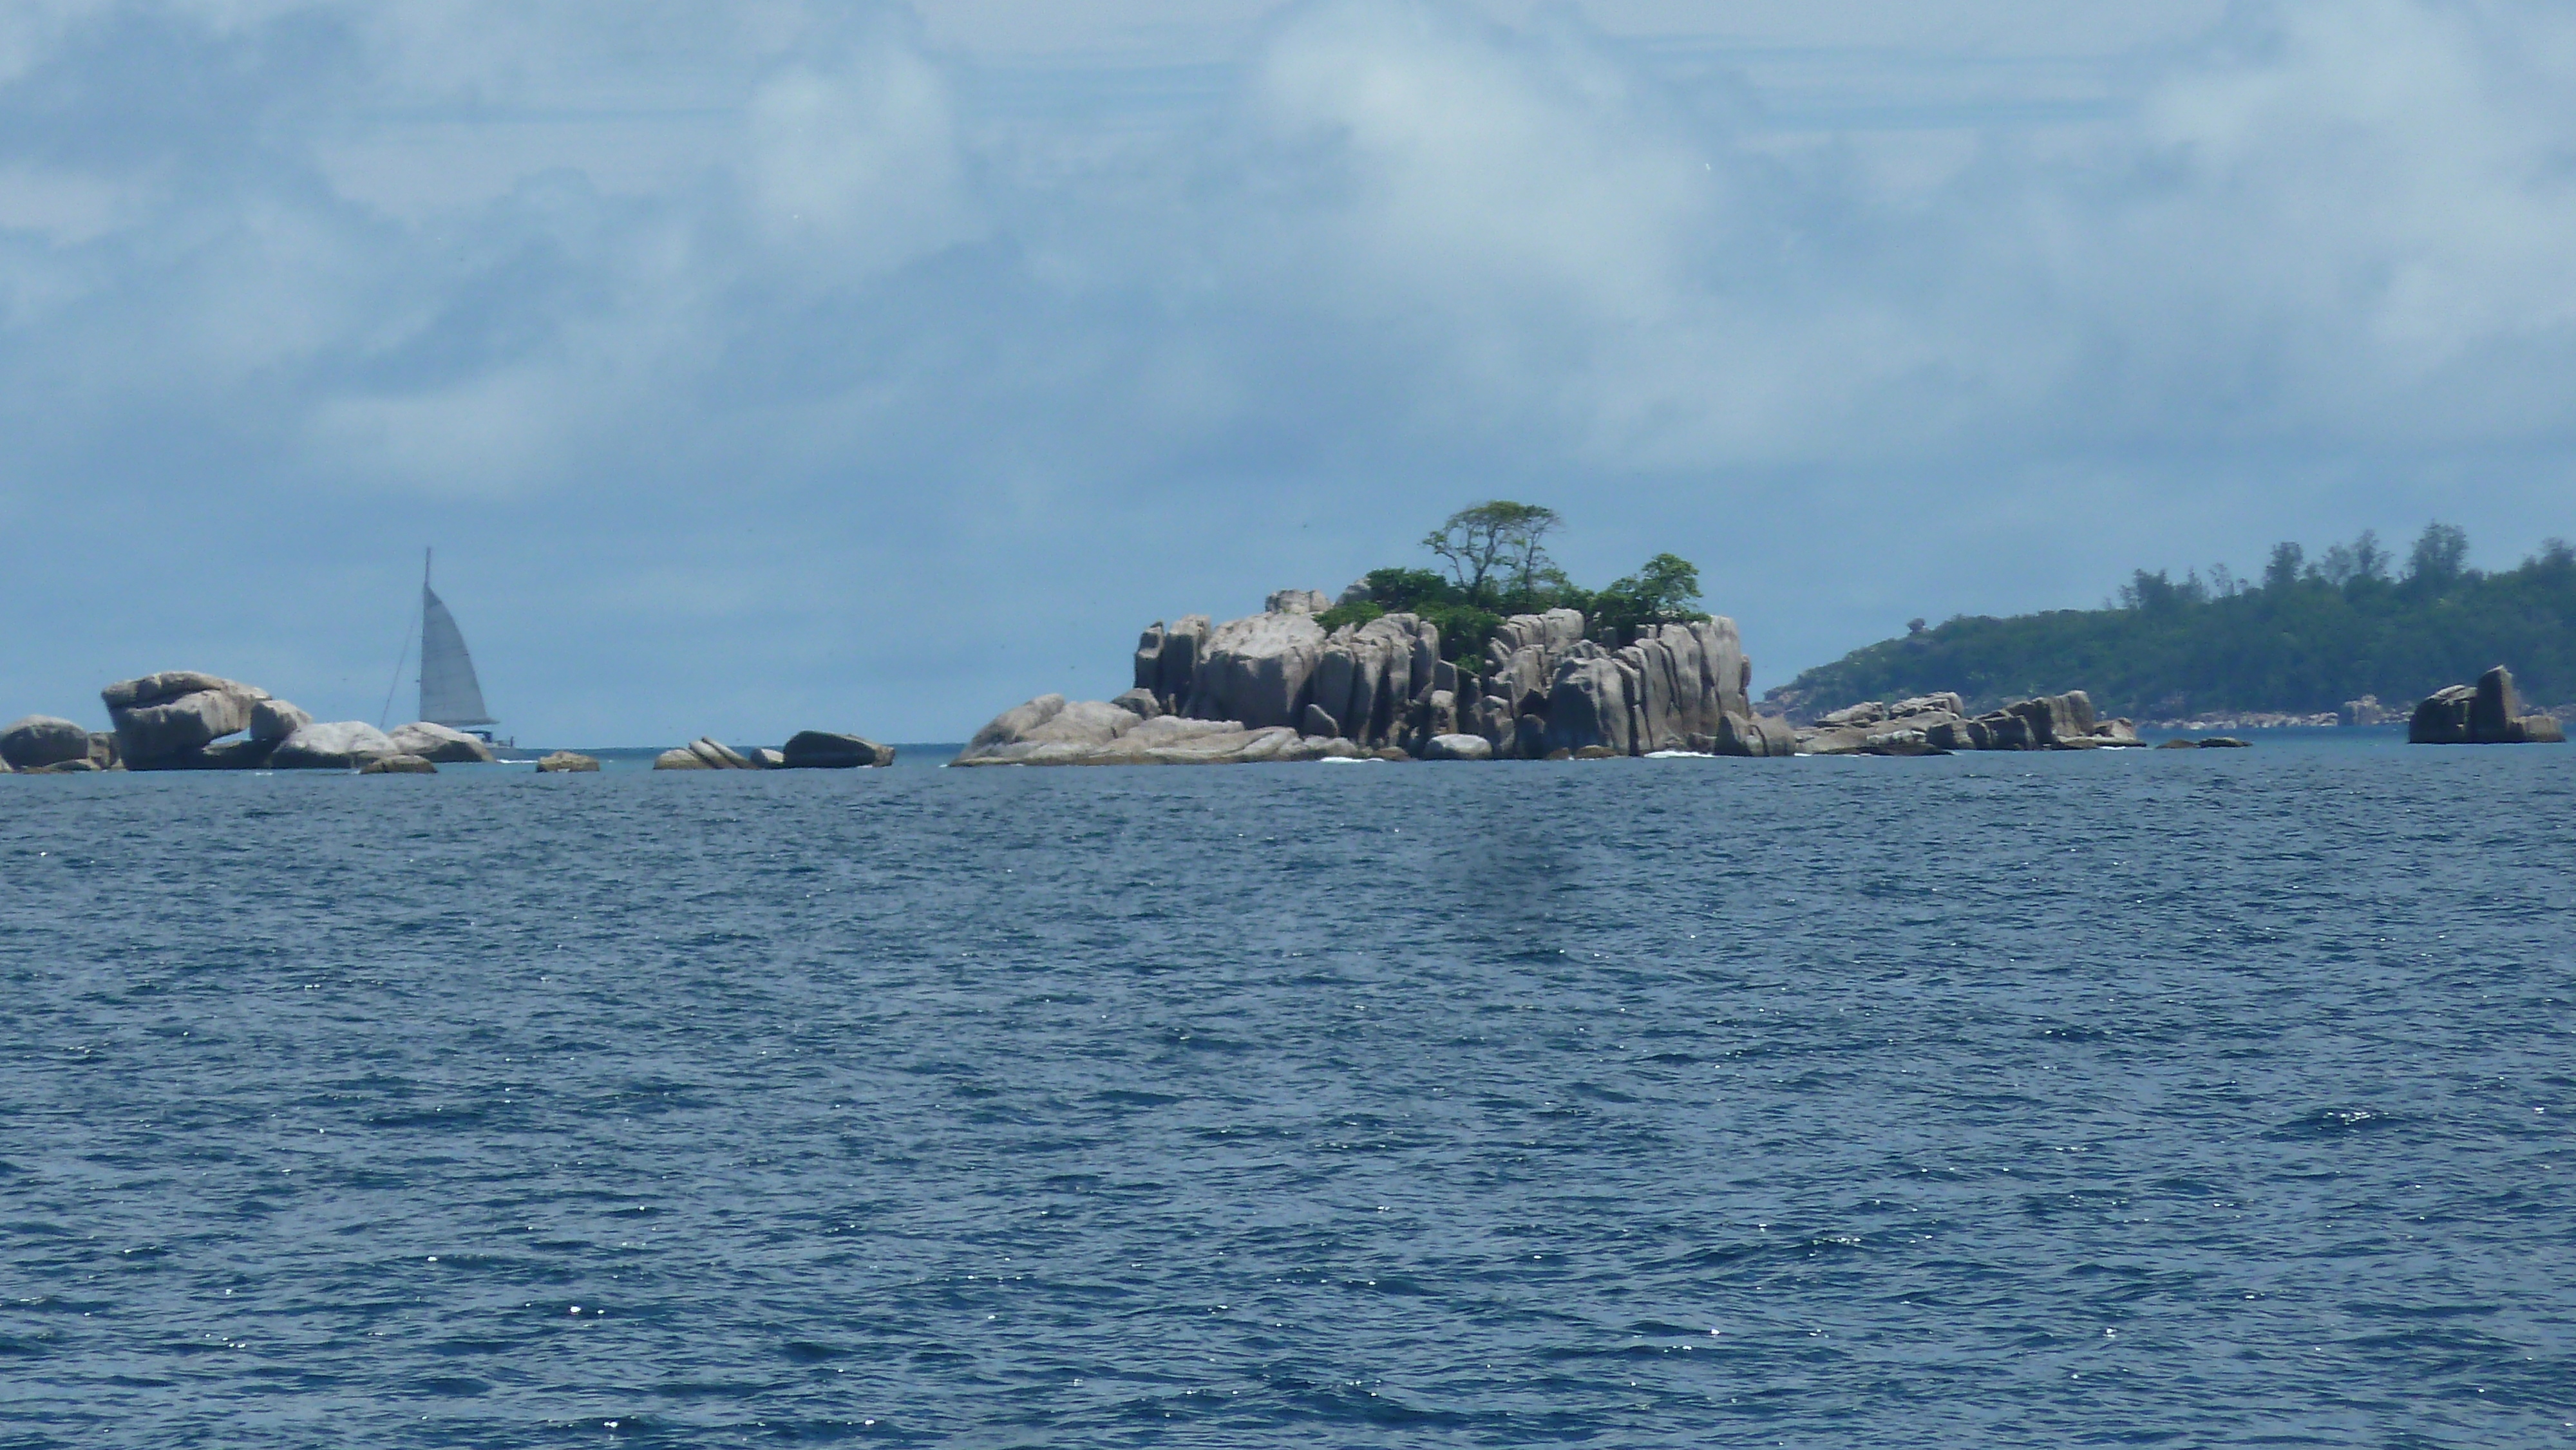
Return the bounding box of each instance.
[656,737,755,770]
[2409,666,2566,744]
[1421,733,1495,761]
[1792,690,2145,755]
[360,755,437,775]
[2,715,93,771]
[536,751,601,773]
[270,721,401,769]
[780,731,895,768]
[387,722,497,764]
[100,672,270,768]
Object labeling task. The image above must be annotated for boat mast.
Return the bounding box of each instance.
[375,549,425,729]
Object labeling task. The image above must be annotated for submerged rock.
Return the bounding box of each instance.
[537,751,600,773]
[2,715,92,770]
[361,754,437,775]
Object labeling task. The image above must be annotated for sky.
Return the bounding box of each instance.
[3,0,2573,745]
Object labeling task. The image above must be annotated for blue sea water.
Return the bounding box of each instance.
[3,735,2572,1447]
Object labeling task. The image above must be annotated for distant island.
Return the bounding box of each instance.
[1770,525,2576,723]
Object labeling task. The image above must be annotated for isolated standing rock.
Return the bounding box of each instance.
[537,751,600,773]
[269,721,401,769]
[2410,666,2562,744]
[2,715,93,770]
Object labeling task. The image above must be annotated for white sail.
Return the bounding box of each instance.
[419,583,495,728]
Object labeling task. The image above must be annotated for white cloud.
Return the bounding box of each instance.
[1,0,2573,739]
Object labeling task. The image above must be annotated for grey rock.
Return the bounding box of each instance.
[269,721,400,769]
[1545,648,1634,756]
[1183,610,1327,730]
[250,699,313,743]
[1714,713,1797,757]
[969,694,1069,755]
[1110,688,1162,719]
[361,755,437,775]
[388,721,497,764]
[537,751,601,773]
[1337,578,1374,606]
[1422,733,1494,761]
[654,748,714,770]
[2409,684,2476,743]
[2470,665,2519,742]
[99,671,266,711]
[751,748,787,769]
[2521,715,2568,744]
[1573,744,1620,760]
[1817,701,1886,728]
[2,715,92,770]
[1511,714,1549,760]
[1265,588,1333,616]
[2155,739,2198,749]
[1303,702,1340,738]
[2198,737,2251,749]
[781,731,895,768]
[198,739,278,769]
[103,673,268,766]
[685,738,754,769]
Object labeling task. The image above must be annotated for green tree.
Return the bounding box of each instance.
[1421,501,1562,608]
[1588,554,1709,643]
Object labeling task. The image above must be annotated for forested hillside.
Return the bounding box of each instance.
[1774,525,2576,718]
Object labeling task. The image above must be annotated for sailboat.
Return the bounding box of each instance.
[385,550,511,747]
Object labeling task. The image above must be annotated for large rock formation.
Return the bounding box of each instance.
[387,722,498,764]
[2410,666,2566,744]
[2,715,92,771]
[270,721,401,769]
[100,672,270,768]
[963,590,1767,766]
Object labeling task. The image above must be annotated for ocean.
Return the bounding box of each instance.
[4,734,2571,1446]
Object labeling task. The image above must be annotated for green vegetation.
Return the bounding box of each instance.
[1777,524,2576,717]
[1316,502,1710,674]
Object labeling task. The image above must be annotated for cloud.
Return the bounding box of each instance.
[2,0,2573,740]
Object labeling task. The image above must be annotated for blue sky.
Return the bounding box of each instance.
[3,0,2572,744]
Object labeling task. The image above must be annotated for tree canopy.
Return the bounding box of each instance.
[1320,504,1709,673]
[1776,523,2576,717]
